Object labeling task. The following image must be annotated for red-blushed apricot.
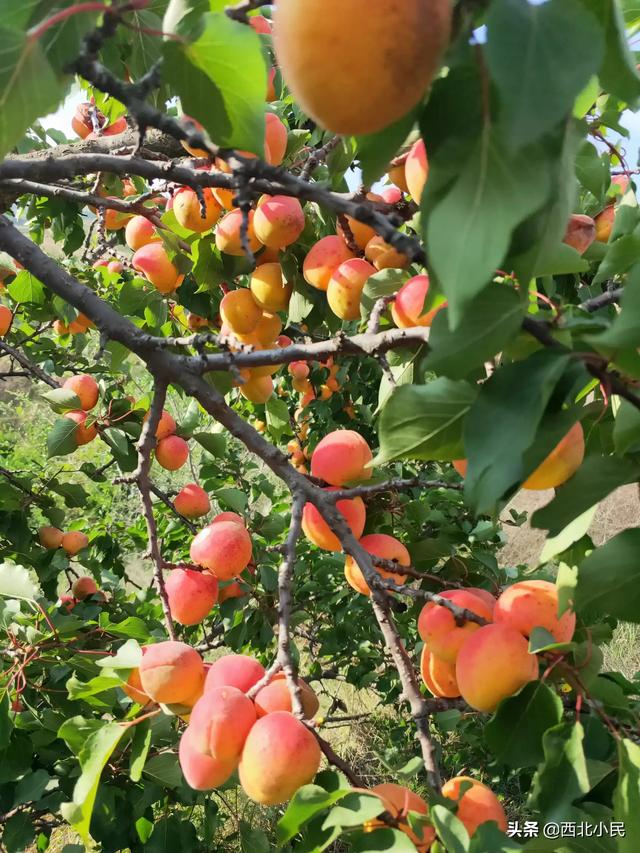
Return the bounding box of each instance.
[215,208,262,256]
[417,590,493,664]
[420,646,460,698]
[254,195,305,249]
[139,641,204,704]
[253,673,320,719]
[249,14,271,34]
[465,588,497,613]
[62,374,99,411]
[302,488,366,552]
[265,113,288,166]
[173,187,222,233]
[205,654,265,694]
[71,575,98,599]
[303,235,355,291]
[190,521,252,580]
[132,243,183,293]
[125,215,160,251]
[327,258,377,320]
[405,139,428,202]
[179,725,236,791]
[289,361,310,380]
[220,288,262,335]
[61,531,89,556]
[367,783,435,851]
[123,667,151,705]
[174,484,210,518]
[391,274,445,328]
[165,568,219,626]
[64,411,97,446]
[107,260,123,274]
[563,214,596,255]
[522,422,585,490]
[364,235,410,271]
[266,66,277,101]
[595,205,615,243]
[38,526,63,549]
[310,429,373,485]
[273,0,451,135]
[453,459,467,476]
[211,511,246,526]
[218,581,249,603]
[380,186,403,204]
[344,533,409,596]
[155,435,189,471]
[494,579,575,643]
[145,408,176,440]
[336,192,382,251]
[57,595,76,613]
[189,686,256,762]
[239,711,321,805]
[455,623,538,712]
[0,305,13,336]
[250,263,292,312]
[441,776,508,836]
[102,200,132,231]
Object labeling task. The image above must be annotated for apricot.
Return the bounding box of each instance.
[253,673,320,719]
[189,685,257,762]
[265,113,288,166]
[368,783,435,852]
[455,623,538,712]
[380,186,403,204]
[595,205,615,243]
[420,646,460,698]
[62,374,99,411]
[441,777,507,836]
[218,581,249,602]
[204,654,265,694]
[405,139,428,202]
[215,209,262,256]
[220,288,262,335]
[190,520,252,580]
[563,214,596,255]
[303,235,355,291]
[251,312,283,346]
[266,66,277,101]
[522,422,584,490]
[38,526,63,549]
[453,459,467,477]
[174,483,211,518]
[61,531,89,556]
[494,579,575,643]
[417,590,493,664]
[0,305,13,336]
[145,409,176,440]
[64,410,97,445]
[364,235,409,271]
[211,511,245,527]
[336,193,382,251]
[310,429,373,485]
[179,725,236,791]
[58,595,76,612]
[302,488,366,552]
[327,258,377,320]
[239,373,274,403]
[132,243,183,293]
[103,201,131,231]
[71,575,98,599]
[388,163,409,193]
[344,533,409,596]
[125,215,160,251]
[155,435,189,470]
[250,263,292,312]
[123,667,151,705]
[173,187,222,233]
[465,588,497,613]
[139,640,204,704]
[254,195,305,249]
[273,0,451,135]
[391,274,445,328]
[239,711,321,805]
[107,260,123,274]
[165,568,219,626]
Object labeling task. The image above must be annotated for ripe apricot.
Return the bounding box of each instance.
[173,187,222,233]
[204,654,265,694]
[455,623,538,712]
[494,579,576,643]
[253,673,320,719]
[218,581,249,602]
[266,66,277,101]
[303,235,355,291]
[189,686,257,762]
[125,215,160,251]
[391,275,445,328]
[174,483,211,518]
[139,640,204,704]
[102,201,131,231]
[215,209,262,256]
[190,521,252,580]
[62,374,99,411]
[344,533,409,596]
[38,526,63,549]
[254,195,305,249]
[465,588,497,613]
[239,711,321,805]
[595,206,615,243]
[251,312,283,346]
[132,243,183,293]
[265,113,288,166]
[0,305,13,336]
[420,646,460,698]
[310,429,373,485]
[179,725,237,791]
[211,511,245,526]
[453,459,467,477]
[364,235,409,271]
[250,263,292,312]
[405,139,428,202]
[145,408,176,440]
[273,0,451,135]
[64,410,97,445]
[155,435,189,470]
[165,568,219,626]
[61,531,89,556]
[71,575,98,599]
[563,214,596,255]
[368,783,435,851]
[302,488,366,552]
[220,288,262,336]
[441,777,508,836]
[522,422,584,490]
[417,590,493,664]
[327,258,377,320]
[239,373,274,403]
[123,667,151,705]
[388,162,410,193]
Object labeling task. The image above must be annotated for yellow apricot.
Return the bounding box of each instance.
[250,263,292,312]
[220,288,262,335]
[522,422,584,490]
[215,209,263,256]
[327,258,377,320]
[344,533,409,596]
[303,235,355,290]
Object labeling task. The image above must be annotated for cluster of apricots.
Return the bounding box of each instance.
[145,408,192,471]
[284,355,341,416]
[71,100,128,140]
[562,175,629,254]
[121,649,321,805]
[57,575,105,612]
[38,525,89,556]
[60,374,101,447]
[418,579,575,713]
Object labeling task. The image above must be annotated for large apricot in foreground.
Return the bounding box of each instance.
[204,654,265,694]
[62,374,99,411]
[391,275,445,328]
[254,196,305,249]
[364,235,409,271]
[123,667,151,706]
[125,215,160,251]
[420,646,460,698]
[165,568,219,626]
[155,435,189,471]
[595,205,615,243]
[174,483,210,518]
[327,258,377,320]
[190,521,252,580]
[522,422,584,490]
[64,411,97,446]
[189,686,257,762]
[265,113,288,166]
[253,673,320,719]
[133,243,183,293]
[418,590,493,663]
[303,236,355,291]
[344,533,409,596]
[302,489,366,552]
[239,711,321,805]
[273,0,451,135]
[455,623,538,712]
[145,408,176,440]
[311,429,373,486]
[179,726,236,791]
[239,373,274,404]
[494,579,576,643]
[139,641,204,704]
[0,305,13,336]
[441,776,507,836]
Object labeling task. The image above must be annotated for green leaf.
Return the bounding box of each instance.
[278,785,349,844]
[66,674,122,702]
[421,284,525,379]
[194,431,226,457]
[528,722,590,822]
[142,752,183,789]
[469,823,522,852]
[96,639,142,670]
[322,793,386,830]
[613,739,640,852]
[41,386,81,413]
[13,768,49,806]
[47,417,79,458]
[575,528,640,622]
[430,805,470,853]
[485,681,563,768]
[592,231,640,286]
[579,0,640,104]
[350,829,421,852]
[8,271,46,305]
[485,0,603,148]
[538,505,598,565]
[589,265,640,348]
[2,812,34,853]
[613,399,640,455]
[49,481,90,509]
[240,822,270,853]
[531,456,640,536]
[58,716,104,756]
[60,722,126,846]
[129,720,152,783]
[0,562,40,600]
[266,396,293,440]
[575,141,610,200]
[376,378,477,465]
[356,109,416,186]
[360,268,408,320]
[215,487,248,512]
[0,694,13,750]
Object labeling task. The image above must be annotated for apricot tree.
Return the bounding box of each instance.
[0,0,640,851]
